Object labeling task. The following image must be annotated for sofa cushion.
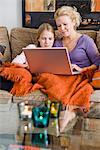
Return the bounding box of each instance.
[13,90,47,103]
[0,103,19,134]
[10,27,38,60]
[0,27,11,62]
[0,90,12,104]
[96,31,100,52]
[90,90,100,103]
[78,30,97,41]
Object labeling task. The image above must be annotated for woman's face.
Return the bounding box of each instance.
[55,15,75,37]
[38,30,54,47]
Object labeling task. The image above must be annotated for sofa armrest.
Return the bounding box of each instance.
[10,27,38,60]
[0,26,11,62]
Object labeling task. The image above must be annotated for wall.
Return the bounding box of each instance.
[0,0,22,32]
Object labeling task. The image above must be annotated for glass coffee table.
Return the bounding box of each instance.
[0,102,100,150]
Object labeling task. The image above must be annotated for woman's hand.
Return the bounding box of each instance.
[72,64,82,72]
[72,64,97,81]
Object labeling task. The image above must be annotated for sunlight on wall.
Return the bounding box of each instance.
[0,0,22,32]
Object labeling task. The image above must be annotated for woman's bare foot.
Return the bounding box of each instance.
[59,108,77,133]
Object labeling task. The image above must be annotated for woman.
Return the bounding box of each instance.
[54,6,100,73]
[0,23,55,94]
[37,7,99,109]
[52,6,100,132]
[35,6,99,132]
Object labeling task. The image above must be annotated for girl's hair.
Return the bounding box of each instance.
[37,23,55,41]
[54,6,82,29]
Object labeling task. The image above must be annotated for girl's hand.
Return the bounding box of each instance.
[14,63,29,68]
[20,64,29,68]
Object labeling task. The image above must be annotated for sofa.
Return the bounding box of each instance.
[0,26,100,105]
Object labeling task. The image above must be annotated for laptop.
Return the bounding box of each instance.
[23,47,80,75]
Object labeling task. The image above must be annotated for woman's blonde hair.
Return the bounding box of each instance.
[37,23,55,46]
[54,6,82,28]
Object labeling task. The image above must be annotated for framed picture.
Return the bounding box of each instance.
[25,0,56,12]
[22,0,56,28]
[91,0,100,12]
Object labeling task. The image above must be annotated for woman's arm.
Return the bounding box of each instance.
[85,35,100,68]
[72,64,98,81]
[81,64,97,72]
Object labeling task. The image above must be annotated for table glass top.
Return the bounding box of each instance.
[0,102,100,150]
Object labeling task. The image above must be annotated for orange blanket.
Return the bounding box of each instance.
[0,62,99,111]
[0,63,43,96]
[36,73,93,111]
[90,70,100,88]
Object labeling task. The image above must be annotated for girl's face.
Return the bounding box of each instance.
[38,30,54,47]
[55,15,75,38]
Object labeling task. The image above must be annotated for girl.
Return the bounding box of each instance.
[0,23,55,93]
[12,23,55,67]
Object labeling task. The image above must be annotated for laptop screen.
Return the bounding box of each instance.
[23,47,73,75]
